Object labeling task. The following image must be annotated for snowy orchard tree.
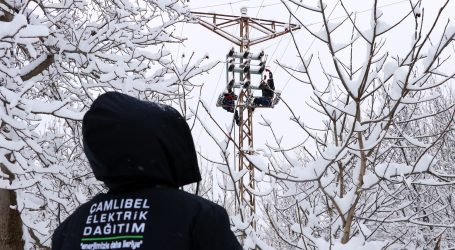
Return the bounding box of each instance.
[194,0,454,249]
[257,0,455,249]
[0,0,215,248]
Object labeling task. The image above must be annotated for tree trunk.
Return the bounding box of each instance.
[0,189,24,249]
[0,161,25,250]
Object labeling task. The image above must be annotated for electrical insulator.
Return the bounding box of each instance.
[227,47,235,57]
[228,63,235,72]
[243,50,250,58]
[258,64,265,74]
[258,50,264,59]
[243,64,250,73]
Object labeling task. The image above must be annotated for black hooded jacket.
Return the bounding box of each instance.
[52,92,242,250]
[261,70,275,99]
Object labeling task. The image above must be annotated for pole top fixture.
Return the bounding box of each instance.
[241,7,248,16]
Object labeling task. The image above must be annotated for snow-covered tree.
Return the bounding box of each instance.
[195,0,455,249]
[185,0,455,249]
[260,0,455,249]
[0,0,214,248]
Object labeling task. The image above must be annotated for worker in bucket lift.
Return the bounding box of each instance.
[221,87,241,126]
[221,88,237,113]
[253,68,275,108]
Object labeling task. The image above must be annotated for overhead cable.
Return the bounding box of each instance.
[280,0,408,91]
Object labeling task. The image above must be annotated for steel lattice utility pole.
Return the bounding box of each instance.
[191,8,299,221]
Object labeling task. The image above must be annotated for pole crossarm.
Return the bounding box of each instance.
[191,11,300,46]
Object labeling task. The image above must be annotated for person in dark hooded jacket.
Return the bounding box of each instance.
[52,92,242,250]
[252,69,275,108]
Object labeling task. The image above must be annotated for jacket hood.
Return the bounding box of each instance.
[82,92,201,188]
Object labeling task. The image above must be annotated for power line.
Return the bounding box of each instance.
[191,0,409,23]
[193,0,410,142]
[247,0,267,47]
[303,0,408,27]
[280,0,340,92]
[251,0,407,10]
[273,34,293,72]
[248,2,282,9]
[255,0,266,18]
[191,0,408,57]
[190,0,285,11]
[196,4,239,145]
[197,5,235,144]
[190,0,251,10]
[176,22,185,59]
[196,64,225,144]
[279,0,408,92]
[268,2,301,70]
